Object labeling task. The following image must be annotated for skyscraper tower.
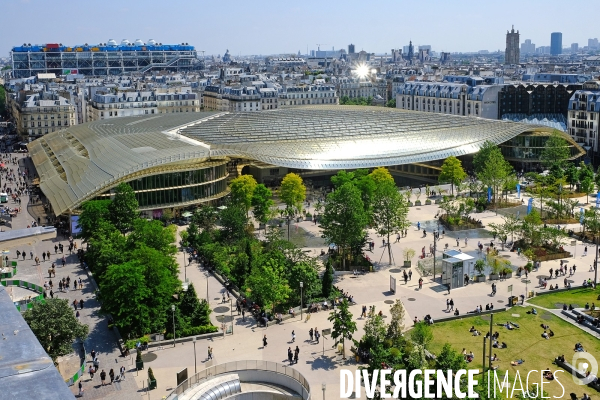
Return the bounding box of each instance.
[348,44,355,54]
[407,41,414,64]
[551,32,563,55]
[505,25,520,64]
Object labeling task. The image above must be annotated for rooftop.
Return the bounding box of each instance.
[29,106,559,215]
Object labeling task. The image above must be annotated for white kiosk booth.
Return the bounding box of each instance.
[441,249,474,289]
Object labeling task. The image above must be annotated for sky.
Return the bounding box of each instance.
[2,0,599,58]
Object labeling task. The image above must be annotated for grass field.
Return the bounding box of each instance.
[428,308,600,399]
[527,287,600,309]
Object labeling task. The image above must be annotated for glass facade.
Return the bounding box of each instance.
[128,165,226,191]
[499,133,581,161]
[97,163,228,209]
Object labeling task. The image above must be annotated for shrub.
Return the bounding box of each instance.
[136,348,142,363]
[164,325,218,340]
[474,259,485,275]
[126,336,150,350]
[148,367,155,381]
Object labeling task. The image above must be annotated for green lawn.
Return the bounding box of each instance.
[429,309,600,399]
[527,287,600,309]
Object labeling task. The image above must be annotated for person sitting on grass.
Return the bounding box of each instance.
[574,343,585,352]
[543,369,554,380]
[568,304,574,311]
[472,329,480,336]
[466,351,474,363]
[556,355,565,363]
[454,309,460,316]
[510,359,525,366]
[541,323,550,330]
[542,331,550,339]
[549,329,554,337]
[490,353,499,362]
[469,326,476,332]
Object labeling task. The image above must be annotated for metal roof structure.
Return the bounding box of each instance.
[29,106,564,216]
[0,286,76,400]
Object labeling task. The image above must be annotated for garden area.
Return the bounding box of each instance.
[428,309,600,398]
[527,286,600,310]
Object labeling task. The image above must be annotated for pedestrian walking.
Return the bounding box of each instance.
[100,370,106,386]
[403,271,408,285]
[408,270,412,281]
[584,246,588,256]
[315,328,320,344]
[90,349,96,360]
[120,366,125,380]
[49,290,54,298]
[46,251,50,260]
[288,347,293,364]
[263,335,268,347]
[361,305,367,318]
[446,299,450,311]
[73,299,78,310]
[241,309,245,321]
[79,278,83,290]
[88,366,94,379]
[418,278,423,290]
[447,285,451,295]
[78,380,83,396]
[309,328,314,341]
[456,238,460,247]
[450,299,454,311]
[208,346,213,360]
[30,251,33,260]
[42,252,46,262]
[54,244,58,254]
[417,221,421,231]
[61,256,66,267]
[109,369,115,384]
[76,310,80,320]
[79,299,84,309]
[291,330,296,343]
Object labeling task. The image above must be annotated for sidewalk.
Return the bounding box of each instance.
[4,153,142,400]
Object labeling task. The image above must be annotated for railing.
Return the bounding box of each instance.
[65,341,87,386]
[0,261,17,280]
[0,279,45,311]
[166,360,311,400]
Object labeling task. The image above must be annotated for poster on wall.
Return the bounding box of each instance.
[70,215,81,235]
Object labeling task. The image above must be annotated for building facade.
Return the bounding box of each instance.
[11,40,198,78]
[8,91,76,138]
[521,39,536,55]
[278,85,338,107]
[498,83,582,118]
[505,26,520,64]
[203,85,262,112]
[551,32,563,56]
[567,81,600,161]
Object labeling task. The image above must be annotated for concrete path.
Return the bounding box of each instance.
[1,153,142,399]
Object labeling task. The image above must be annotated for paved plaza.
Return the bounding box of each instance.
[5,154,600,400]
[132,188,600,400]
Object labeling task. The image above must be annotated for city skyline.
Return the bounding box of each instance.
[2,0,599,58]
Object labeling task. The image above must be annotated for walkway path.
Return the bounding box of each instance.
[2,153,142,399]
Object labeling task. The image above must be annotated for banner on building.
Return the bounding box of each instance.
[527,198,533,215]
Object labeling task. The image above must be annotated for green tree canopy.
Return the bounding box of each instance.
[77,200,111,241]
[540,130,571,169]
[331,169,376,217]
[251,184,274,226]
[439,156,467,196]
[219,204,248,242]
[410,321,433,348]
[320,182,369,269]
[192,205,218,233]
[328,299,357,359]
[280,173,306,213]
[472,140,498,175]
[478,147,512,213]
[108,183,139,233]
[244,258,291,312]
[372,180,409,264]
[23,299,89,361]
[229,175,257,215]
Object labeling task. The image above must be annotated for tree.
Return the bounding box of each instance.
[435,343,467,371]
[180,283,212,327]
[279,173,306,213]
[472,140,498,176]
[320,182,369,269]
[410,321,433,348]
[229,175,257,216]
[372,180,409,265]
[439,156,466,196]
[369,167,394,186]
[192,205,218,233]
[108,183,139,233]
[581,176,595,204]
[251,184,274,228]
[287,261,321,305]
[23,299,89,361]
[386,98,396,108]
[332,169,376,218]
[219,204,248,242]
[362,314,387,349]
[321,258,334,298]
[328,299,357,359]
[540,130,570,169]
[478,147,512,214]
[78,200,111,241]
[565,163,579,189]
[244,258,291,312]
[386,299,405,342]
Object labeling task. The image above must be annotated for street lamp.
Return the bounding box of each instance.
[230,297,233,334]
[192,336,197,374]
[171,304,176,347]
[322,383,326,400]
[299,282,304,321]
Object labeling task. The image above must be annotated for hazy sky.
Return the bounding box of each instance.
[2,0,598,58]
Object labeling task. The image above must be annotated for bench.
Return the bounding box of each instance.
[561,310,600,334]
[555,359,600,392]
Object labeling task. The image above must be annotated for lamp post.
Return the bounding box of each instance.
[183,249,187,282]
[171,304,176,347]
[192,336,197,374]
[299,282,303,321]
[322,383,326,400]
[230,297,233,334]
